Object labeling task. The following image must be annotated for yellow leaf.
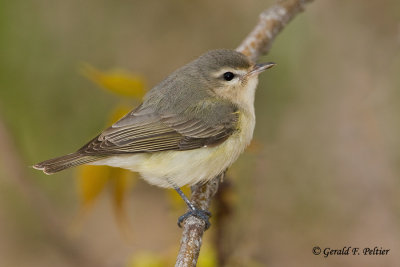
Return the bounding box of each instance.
[81,63,147,98]
[74,105,140,236]
[71,165,112,235]
[76,105,136,209]
[110,168,137,239]
[77,165,111,208]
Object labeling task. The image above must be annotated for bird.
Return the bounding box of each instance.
[34,49,275,228]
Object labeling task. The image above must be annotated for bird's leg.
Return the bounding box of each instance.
[174,186,196,210]
[173,186,211,230]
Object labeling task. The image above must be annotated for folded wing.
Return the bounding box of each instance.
[78,101,239,155]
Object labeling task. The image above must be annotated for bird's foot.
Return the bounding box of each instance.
[177,209,211,230]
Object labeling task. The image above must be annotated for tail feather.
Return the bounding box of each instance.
[33,153,102,175]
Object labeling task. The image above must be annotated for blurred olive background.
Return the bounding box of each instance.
[1,0,400,266]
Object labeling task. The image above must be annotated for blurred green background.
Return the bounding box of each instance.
[1,0,400,266]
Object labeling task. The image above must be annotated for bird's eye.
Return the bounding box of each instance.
[223,72,235,81]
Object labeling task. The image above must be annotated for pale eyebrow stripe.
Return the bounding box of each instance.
[212,68,248,78]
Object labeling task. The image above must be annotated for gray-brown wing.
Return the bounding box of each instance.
[78,103,239,155]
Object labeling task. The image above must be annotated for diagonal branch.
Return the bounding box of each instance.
[175,0,314,266]
[237,0,314,62]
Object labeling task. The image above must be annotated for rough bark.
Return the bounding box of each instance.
[175,0,314,266]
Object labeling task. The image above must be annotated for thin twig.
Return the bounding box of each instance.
[237,0,314,62]
[175,0,314,266]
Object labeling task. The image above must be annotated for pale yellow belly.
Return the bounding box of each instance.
[91,111,255,188]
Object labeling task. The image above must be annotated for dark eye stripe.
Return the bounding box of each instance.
[223,72,235,81]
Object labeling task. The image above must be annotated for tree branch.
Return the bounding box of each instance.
[237,0,314,62]
[175,175,221,267]
[175,0,314,266]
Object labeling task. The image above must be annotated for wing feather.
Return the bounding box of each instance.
[77,101,239,155]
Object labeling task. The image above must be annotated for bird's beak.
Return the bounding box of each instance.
[248,62,276,76]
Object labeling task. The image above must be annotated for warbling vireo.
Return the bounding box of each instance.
[34,49,275,227]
